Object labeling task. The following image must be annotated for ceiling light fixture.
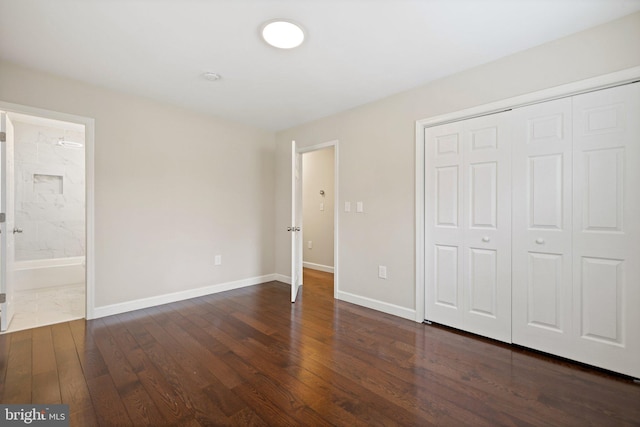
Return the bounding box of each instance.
[202,72,221,81]
[261,20,305,49]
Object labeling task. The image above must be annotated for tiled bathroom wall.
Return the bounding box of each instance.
[13,121,85,261]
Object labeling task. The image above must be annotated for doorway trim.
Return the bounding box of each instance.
[414,65,640,324]
[297,139,339,298]
[0,100,96,319]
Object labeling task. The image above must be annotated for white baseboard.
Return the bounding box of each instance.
[302,262,334,273]
[91,274,277,319]
[274,274,291,284]
[91,272,415,324]
[336,290,416,321]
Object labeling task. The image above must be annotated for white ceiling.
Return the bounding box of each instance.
[1,0,639,131]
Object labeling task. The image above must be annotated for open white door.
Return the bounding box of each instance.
[0,112,16,332]
[290,140,303,302]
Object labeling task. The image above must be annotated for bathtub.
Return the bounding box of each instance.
[14,256,86,290]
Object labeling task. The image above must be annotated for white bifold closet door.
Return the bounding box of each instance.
[512,98,574,353]
[512,83,640,378]
[425,112,512,343]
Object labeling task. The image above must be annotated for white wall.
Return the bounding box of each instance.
[13,121,86,261]
[302,147,334,270]
[0,61,276,311]
[274,12,640,316]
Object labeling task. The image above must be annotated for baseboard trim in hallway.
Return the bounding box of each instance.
[302,262,334,273]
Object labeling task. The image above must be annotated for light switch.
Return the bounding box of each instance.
[308,241,313,249]
[320,202,324,211]
[344,201,351,212]
[356,202,364,213]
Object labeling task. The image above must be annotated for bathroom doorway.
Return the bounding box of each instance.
[291,140,338,304]
[1,111,87,332]
[302,146,335,275]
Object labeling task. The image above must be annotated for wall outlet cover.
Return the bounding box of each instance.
[378,265,387,279]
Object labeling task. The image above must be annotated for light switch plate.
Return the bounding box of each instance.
[320,202,324,211]
[344,201,351,212]
[356,202,364,213]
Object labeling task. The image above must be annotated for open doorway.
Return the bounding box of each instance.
[1,109,89,333]
[302,146,334,274]
[295,141,338,300]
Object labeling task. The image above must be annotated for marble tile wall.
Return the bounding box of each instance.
[13,121,85,261]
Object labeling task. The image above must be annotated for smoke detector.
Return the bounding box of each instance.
[202,72,221,81]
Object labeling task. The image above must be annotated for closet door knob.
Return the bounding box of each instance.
[535,238,545,244]
[482,236,490,242]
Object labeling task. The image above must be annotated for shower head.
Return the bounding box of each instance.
[56,138,83,149]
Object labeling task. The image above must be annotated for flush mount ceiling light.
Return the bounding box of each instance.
[261,20,305,49]
[202,72,221,81]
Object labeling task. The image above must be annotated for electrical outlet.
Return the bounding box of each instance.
[378,265,387,279]
[215,255,222,266]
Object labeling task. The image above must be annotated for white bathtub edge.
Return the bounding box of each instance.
[15,256,85,270]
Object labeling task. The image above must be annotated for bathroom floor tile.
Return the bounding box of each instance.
[2,283,85,334]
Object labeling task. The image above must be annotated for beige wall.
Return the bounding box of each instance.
[274,12,640,314]
[0,61,276,310]
[2,11,639,321]
[302,147,334,269]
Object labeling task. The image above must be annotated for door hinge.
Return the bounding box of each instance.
[0,213,5,223]
[0,132,5,143]
[0,293,6,304]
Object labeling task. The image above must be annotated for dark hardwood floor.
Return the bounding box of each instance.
[1,268,639,426]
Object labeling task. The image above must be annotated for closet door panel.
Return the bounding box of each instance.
[526,252,563,331]
[435,166,459,227]
[580,257,623,345]
[468,247,498,317]
[529,154,564,229]
[462,113,512,343]
[469,162,497,228]
[581,148,623,233]
[434,245,459,308]
[572,83,640,378]
[425,123,464,328]
[512,98,573,353]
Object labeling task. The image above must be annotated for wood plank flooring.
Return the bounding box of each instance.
[1,268,639,426]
